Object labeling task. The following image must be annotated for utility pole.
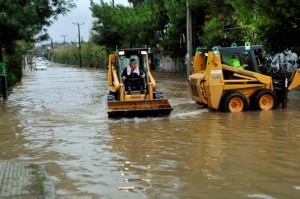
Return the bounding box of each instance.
[60,34,68,50]
[60,34,68,44]
[112,0,114,6]
[73,22,84,68]
[186,0,192,77]
[60,34,68,64]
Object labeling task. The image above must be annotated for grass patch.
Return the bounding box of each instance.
[31,165,46,194]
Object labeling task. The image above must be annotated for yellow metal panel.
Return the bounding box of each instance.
[107,54,116,86]
[224,84,266,90]
[125,94,145,101]
[119,84,125,101]
[223,79,257,83]
[288,69,300,91]
[107,99,172,110]
[206,52,224,110]
[222,64,273,90]
[192,51,206,73]
[148,83,153,100]
[233,73,258,81]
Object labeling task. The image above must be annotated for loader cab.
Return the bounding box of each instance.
[117,48,149,90]
[219,45,263,73]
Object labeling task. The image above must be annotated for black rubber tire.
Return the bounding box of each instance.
[153,91,164,99]
[250,89,278,110]
[107,92,116,101]
[220,91,248,112]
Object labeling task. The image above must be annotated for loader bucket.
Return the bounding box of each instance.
[107,99,173,118]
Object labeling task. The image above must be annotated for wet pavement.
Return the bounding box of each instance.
[0,160,55,198]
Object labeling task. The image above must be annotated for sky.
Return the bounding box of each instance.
[46,0,129,44]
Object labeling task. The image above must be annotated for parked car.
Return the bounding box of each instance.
[34,62,48,70]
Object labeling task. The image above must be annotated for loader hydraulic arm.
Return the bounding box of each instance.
[111,66,121,91]
[288,69,300,91]
[107,54,115,87]
[108,54,121,92]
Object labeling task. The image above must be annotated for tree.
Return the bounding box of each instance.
[89,0,171,55]
[229,0,300,53]
[50,41,107,68]
[0,0,75,86]
[90,1,127,51]
[90,0,243,57]
[91,0,176,54]
[124,0,169,51]
[0,0,75,51]
[91,0,300,59]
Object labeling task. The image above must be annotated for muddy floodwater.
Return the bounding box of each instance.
[1,63,300,199]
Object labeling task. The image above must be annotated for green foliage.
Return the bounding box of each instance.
[228,0,300,53]
[31,165,46,194]
[0,0,75,48]
[91,0,186,56]
[50,42,108,68]
[91,1,126,52]
[90,0,241,56]
[91,0,300,57]
[130,0,169,51]
[160,0,186,56]
[91,0,168,51]
[3,41,29,87]
[0,0,76,86]
[199,17,224,47]
[81,42,108,68]
[195,1,242,48]
[6,53,23,88]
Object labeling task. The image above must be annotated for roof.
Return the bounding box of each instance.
[119,48,148,52]
[219,45,263,53]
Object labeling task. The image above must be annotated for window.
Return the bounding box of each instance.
[221,51,255,71]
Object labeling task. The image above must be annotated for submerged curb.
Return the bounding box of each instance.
[0,160,55,199]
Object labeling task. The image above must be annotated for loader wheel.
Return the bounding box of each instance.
[107,92,116,101]
[251,89,278,110]
[221,92,248,112]
[153,91,164,99]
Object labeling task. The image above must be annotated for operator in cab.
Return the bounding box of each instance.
[229,54,244,69]
[121,58,145,92]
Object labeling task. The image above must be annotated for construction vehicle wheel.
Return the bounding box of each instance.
[153,91,164,99]
[251,89,278,110]
[107,92,116,101]
[221,92,248,112]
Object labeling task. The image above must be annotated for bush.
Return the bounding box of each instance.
[50,42,108,68]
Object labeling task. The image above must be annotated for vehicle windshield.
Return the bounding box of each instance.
[119,55,140,71]
[221,51,256,71]
[118,53,148,78]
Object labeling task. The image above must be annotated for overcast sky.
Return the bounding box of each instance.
[46,0,129,43]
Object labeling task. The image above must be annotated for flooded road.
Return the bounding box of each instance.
[1,63,300,199]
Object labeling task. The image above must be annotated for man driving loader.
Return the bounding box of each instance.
[121,58,145,93]
[229,54,244,69]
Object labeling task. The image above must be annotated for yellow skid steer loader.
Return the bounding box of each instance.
[107,48,173,118]
[188,44,300,112]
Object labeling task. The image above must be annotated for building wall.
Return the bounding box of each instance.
[152,54,186,73]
